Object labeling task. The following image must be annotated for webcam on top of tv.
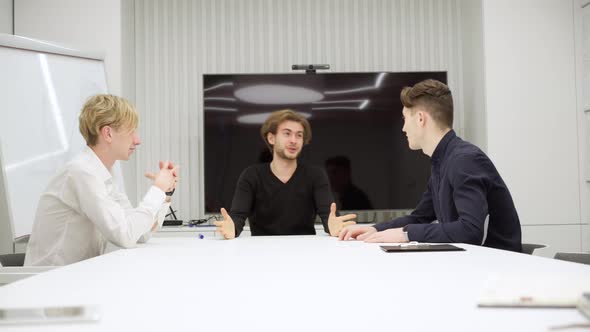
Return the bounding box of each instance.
[292,64,330,74]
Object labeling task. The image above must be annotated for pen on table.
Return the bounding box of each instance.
[394,242,430,248]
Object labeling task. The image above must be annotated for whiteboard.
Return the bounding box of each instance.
[0,34,115,242]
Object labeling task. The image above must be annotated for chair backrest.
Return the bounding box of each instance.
[0,253,25,267]
[521,243,547,255]
[554,252,590,265]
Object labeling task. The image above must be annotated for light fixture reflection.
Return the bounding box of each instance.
[311,99,370,110]
[235,84,323,104]
[237,112,312,124]
[203,97,236,102]
[204,107,237,112]
[312,107,361,111]
[204,82,234,92]
[6,54,69,171]
[324,72,387,95]
[40,54,68,150]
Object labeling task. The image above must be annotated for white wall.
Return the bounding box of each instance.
[481,0,585,254]
[126,0,467,221]
[14,0,122,95]
[0,0,13,254]
[580,0,590,251]
[12,0,140,202]
[459,0,486,150]
[0,0,12,34]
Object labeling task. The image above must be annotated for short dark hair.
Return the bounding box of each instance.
[260,109,312,152]
[400,79,453,129]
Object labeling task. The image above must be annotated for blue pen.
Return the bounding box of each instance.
[198,234,204,239]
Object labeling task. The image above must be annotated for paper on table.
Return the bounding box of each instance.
[478,275,590,308]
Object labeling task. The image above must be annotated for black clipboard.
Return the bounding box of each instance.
[380,243,465,252]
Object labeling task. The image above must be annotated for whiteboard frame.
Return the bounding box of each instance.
[0,34,104,61]
[0,34,108,254]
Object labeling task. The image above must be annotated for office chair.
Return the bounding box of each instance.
[554,252,590,265]
[521,243,547,255]
[0,253,26,267]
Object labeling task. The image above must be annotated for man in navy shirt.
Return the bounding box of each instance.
[339,79,522,252]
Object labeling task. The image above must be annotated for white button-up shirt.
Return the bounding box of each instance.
[25,146,169,266]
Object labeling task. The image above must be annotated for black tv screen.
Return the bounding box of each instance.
[203,71,446,214]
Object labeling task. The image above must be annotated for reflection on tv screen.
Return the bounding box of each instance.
[204,71,447,213]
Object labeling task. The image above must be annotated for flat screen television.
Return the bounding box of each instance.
[203,71,447,216]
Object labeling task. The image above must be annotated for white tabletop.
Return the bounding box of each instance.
[1,236,589,331]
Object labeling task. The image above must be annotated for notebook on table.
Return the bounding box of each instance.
[380,243,465,253]
[478,275,590,308]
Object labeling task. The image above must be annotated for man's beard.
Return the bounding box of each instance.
[275,146,299,160]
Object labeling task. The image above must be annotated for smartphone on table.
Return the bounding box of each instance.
[0,305,100,325]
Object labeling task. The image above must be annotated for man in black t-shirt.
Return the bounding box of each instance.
[214,110,357,239]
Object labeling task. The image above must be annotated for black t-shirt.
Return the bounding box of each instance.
[229,163,334,237]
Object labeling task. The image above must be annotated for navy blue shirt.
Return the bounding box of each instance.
[375,130,522,252]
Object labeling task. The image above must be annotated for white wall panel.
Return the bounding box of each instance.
[127,0,466,220]
[580,1,590,250]
[482,0,580,229]
[459,0,486,150]
[521,225,583,257]
[15,0,122,95]
[580,3,590,190]
[0,0,12,34]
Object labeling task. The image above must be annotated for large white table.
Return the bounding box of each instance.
[0,236,589,331]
